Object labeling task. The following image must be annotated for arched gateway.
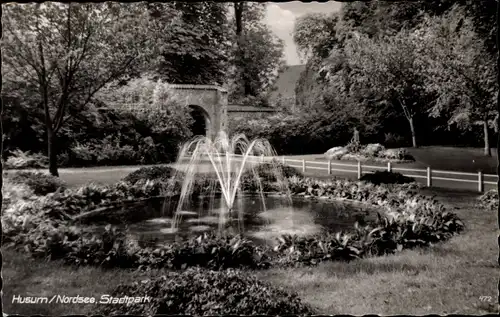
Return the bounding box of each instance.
[169,84,228,140]
[169,84,278,139]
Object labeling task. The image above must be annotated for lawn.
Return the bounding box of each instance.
[300,146,498,174]
[3,189,498,315]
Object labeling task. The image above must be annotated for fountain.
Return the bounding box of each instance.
[164,131,293,236]
[119,132,375,246]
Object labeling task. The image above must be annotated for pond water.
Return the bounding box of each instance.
[88,195,379,247]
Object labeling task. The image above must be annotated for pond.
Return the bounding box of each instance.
[87,195,379,247]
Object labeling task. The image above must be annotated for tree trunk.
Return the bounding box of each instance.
[408,116,417,148]
[483,119,491,156]
[234,2,247,98]
[47,128,59,177]
[234,2,243,36]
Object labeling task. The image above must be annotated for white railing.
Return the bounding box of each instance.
[221,154,497,193]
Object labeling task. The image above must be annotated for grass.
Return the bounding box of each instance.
[303,146,498,174]
[254,190,498,315]
[2,189,498,315]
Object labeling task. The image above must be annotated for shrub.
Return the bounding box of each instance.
[2,179,34,210]
[123,166,181,184]
[478,189,498,210]
[324,144,414,162]
[8,171,66,196]
[4,149,48,169]
[381,148,414,161]
[98,268,313,316]
[2,180,169,232]
[324,146,348,160]
[361,143,385,157]
[360,171,415,185]
[273,232,362,266]
[240,161,302,192]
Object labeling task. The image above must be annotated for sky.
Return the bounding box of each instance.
[264,1,342,66]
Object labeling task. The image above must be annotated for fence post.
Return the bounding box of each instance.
[328,160,332,175]
[357,161,362,179]
[302,159,306,172]
[387,162,392,172]
[426,167,432,187]
[282,155,285,165]
[478,171,484,193]
[261,154,264,163]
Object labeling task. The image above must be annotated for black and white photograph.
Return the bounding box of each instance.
[1,0,499,315]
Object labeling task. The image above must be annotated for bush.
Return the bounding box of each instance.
[240,161,302,192]
[98,268,313,316]
[66,135,175,167]
[324,146,348,160]
[2,180,169,231]
[323,144,414,162]
[360,171,415,185]
[381,148,414,161]
[361,143,385,157]
[8,171,66,195]
[123,166,181,184]
[2,179,34,210]
[478,189,498,210]
[4,150,48,169]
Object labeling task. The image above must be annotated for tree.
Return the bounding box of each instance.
[293,12,340,63]
[146,2,231,85]
[344,31,428,147]
[418,9,497,156]
[229,2,285,102]
[2,3,154,176]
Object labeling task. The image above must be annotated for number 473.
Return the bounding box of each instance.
[479,296,492,302]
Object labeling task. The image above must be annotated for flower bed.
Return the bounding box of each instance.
[324,143,414,162]
[97,268,313,316]
[3,169,464,271]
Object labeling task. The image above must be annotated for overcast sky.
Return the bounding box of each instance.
[264,1,342,66]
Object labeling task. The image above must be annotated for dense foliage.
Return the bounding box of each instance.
[123,166,181,184]
[2,2,286,173]
[98,268,313,315]
[289,1,498,151]
[324,142,414,162]
[4,150,48,169]
[8,172,66,196]
[230,113,354,154]
[4,100,188,168]
[3,169,464,271]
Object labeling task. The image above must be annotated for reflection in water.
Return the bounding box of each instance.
[114,195,375,246]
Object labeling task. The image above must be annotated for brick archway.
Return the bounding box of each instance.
[169,84,228,139]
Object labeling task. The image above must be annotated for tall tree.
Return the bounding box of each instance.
[418,8,498,156]
[229,3,285,102]
[293,12,340,63]
[2,3,154,176]
[345,31,427,147]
